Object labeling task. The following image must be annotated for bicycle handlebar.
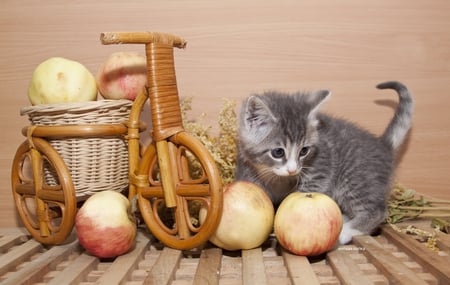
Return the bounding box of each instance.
[100,32,187,49]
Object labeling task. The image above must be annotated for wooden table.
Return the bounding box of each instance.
[0,219,448,285]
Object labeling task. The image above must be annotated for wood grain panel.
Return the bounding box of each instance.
[1,0,449,227]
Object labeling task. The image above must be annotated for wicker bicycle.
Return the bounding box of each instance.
[11,32,223,250]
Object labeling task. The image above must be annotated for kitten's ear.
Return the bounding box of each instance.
[308,90,330,127]
[243,95,277,131]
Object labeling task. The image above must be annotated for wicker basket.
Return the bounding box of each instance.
[20,100,133,199]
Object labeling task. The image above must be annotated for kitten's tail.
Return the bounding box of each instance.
[377,81,413,151]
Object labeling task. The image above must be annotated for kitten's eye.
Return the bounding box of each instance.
[271,148,285,159]
[299,146,310,157]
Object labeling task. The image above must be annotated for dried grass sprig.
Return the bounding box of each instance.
[389,223,439,252]
[387,183,450,224]
[181,97,238,184]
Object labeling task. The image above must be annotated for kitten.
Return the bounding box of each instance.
[235,81,413,244]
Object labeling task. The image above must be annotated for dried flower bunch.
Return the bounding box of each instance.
[181,97,237,184]
[387,183,450,252]
[387,183,450,224]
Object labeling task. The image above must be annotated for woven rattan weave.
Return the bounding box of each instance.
[21,100,132,198]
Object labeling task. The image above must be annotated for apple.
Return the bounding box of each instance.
[96,52,147,100]
[28,57,98,105]
[199,181,274,251]
[274,192,343,256]
[75,190,137,258]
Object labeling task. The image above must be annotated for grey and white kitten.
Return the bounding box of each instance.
[235,81,413,244]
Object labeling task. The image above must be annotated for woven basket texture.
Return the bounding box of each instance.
[21,100,133,199]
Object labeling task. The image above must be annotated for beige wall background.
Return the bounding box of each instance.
[1,0,449,227]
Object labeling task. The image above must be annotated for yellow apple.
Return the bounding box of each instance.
[199,181,274,251]
[28,57,97,105]
[274,192,343,256]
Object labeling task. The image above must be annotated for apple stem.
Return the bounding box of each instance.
[306,193,313,198]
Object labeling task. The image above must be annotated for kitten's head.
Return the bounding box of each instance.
[238,90,329,178]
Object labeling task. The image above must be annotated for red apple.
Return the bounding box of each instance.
[274,192,342,256]
[75,190,137,258]
[199,181,274,250]
[96,52,147,100]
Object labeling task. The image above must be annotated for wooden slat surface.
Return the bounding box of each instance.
[381,225,450,285]
[282,249,321,285]
[326,247,375,285]
[96,232,150,284]
[352,235,430,285]
[0,226,448,284]
[0,238,43,276]
[1,239,79,285]
[144,247,182,285]
[46,253,99,285]
[242,247,268,285]
[435,230,450,254]
[192,247,222,285]
[0,232,29,252]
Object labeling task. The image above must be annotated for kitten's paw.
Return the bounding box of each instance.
[339,223,364,244]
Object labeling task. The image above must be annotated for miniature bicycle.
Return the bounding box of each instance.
[11,31,223,250]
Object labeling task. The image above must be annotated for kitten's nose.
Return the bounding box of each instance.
[286,162,298,176]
